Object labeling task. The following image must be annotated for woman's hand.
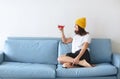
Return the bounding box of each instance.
[58,25,72,44]
[58,27,64,32]
[58,25,64,32]
[72,57,80,65]
[58,28,64,32]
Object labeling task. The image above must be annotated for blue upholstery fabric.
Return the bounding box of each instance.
[4,38,59,64]
[0,77,116,79]
[89,39,112,63]
[0,51,4,64]
[0,77,54,79]
[0,37,119,79]
[0,62,56,78]
[56,63,117,77]
[112,53,120,79]
[56,77,116,79]
[58,41,72,56]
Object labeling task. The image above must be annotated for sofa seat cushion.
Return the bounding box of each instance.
[56,63,117,78]
[0,62,56,78]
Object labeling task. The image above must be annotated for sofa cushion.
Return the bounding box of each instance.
[4,37,59,64]
[56,77,116,79]
[58,41,72,56]
[56,63,117,78]
[0,62,56,78]
[58,39,112,64]
[89,39,112,63]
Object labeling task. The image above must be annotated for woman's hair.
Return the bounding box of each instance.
[75,25,89,36]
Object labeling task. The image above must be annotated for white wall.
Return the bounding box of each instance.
[0,0,120,53]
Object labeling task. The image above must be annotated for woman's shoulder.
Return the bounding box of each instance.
[84,33,90,37]
[73,33,91,38]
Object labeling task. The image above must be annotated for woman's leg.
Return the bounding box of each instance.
[58,55,92,68]
[62,63,74,68]
[58,55,75,68]
[78,50,92,67]
[57,55,74,64]
[78,59,92,67]
[62,60,92,68]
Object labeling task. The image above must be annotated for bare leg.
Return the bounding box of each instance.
[78,59,92,67]
[62,60,92,68]
[58,55,92,68]
[57,55,74,64]
[62,63,74,68]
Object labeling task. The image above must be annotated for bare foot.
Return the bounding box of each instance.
[62,63,74,68]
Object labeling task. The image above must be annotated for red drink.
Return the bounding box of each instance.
[58,25,64,29]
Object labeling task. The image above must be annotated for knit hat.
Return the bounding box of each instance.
[75,17,86,29]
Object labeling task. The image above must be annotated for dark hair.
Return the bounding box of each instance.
[75,25,89,36]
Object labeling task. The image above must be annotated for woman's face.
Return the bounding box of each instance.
[74,25,79,31]
[74,25,80,34]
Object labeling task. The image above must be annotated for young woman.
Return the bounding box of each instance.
[57,17,93,68]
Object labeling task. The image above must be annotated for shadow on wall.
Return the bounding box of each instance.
[111,40,120,53]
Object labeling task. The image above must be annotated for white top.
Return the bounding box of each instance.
[72,34,91,53]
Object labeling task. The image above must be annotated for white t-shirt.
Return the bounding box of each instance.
[72,34,91,53]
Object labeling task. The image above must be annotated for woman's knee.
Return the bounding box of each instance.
[57,55,66,62]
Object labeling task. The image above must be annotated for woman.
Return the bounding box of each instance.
[57,17,92,68]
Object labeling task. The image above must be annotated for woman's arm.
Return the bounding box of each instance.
[73,42,89,64]
[59,28,73,44]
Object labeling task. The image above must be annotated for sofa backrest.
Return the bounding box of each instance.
[58,38,112,64]
[4,37,60,64]
[89,39,112,63]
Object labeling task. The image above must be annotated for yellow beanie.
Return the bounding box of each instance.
[75,17,86,29]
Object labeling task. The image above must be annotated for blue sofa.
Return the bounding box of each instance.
[0,37,119,79]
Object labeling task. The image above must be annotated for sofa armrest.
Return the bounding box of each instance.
[112,53,120,79]
[0,51,4,64]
